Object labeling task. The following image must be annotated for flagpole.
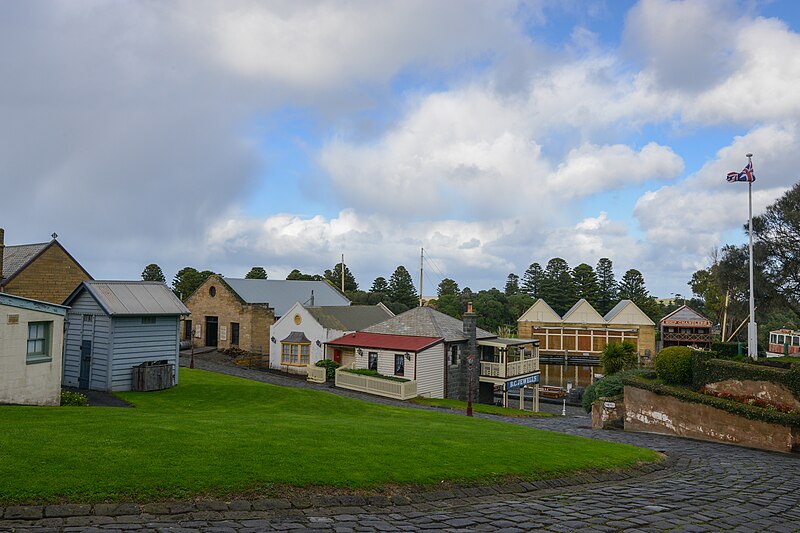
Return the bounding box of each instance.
[746,153,757,360]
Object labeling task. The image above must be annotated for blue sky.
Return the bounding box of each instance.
[2,0,799,300]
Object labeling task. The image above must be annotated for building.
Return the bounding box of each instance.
[328,305,540,408]
[767,329,800,357]
[269,303,394,375]
[518,298,656,362]
[62,281,189,391]
[183,276,351,354]
[659,305,712,350]
[0,228,92,304]
[0,293,68,406]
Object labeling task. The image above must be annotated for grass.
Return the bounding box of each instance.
[0,368,661,504]
[411,397,555,418]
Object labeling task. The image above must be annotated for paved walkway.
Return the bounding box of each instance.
[3,357,799,532]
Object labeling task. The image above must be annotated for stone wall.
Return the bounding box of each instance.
[592,396,625,429]
[624,385,800,453]
[3,244,90,304]
[704,379,800,410]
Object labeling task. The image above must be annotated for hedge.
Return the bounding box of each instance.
[691,352,800,402]
[654,346,692,385]
[710,341,745,360]
[623,376,800,428]
[581,369,655,413]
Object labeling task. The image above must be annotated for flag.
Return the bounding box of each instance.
[726,161,756,182]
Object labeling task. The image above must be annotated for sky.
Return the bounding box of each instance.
[2,0,799,299]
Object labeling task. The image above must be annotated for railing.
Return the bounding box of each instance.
[306,364,327,383]
[662,333,712,342]
[334,369,417,400]
[480,357,539,378]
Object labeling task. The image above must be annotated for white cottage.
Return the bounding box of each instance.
[0,293,68,406]
[269,303,393,374]
[62,281,189,391]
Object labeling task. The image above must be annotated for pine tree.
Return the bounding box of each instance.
[572,263,600,307]
[245,266,268,279]
[540,258,577,315]
[504,273,520,296]
[388,266,418,308]
[617,269,649,302]
[370,276,389,293]
[287,269,323,281]
[141,263,166,283]
[596,258,618,314]
[437,278,459,297]
[172,267,215,300]
[521,263,544,297]
[324,263,358,291]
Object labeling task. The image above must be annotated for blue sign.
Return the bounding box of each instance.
[505,373,540,391]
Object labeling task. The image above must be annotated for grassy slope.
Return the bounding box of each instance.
[0,369,660,503]
[410,397,555,418]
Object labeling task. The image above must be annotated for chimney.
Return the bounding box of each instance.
[463,301,477,359]
[0,227,5,286]
[462,301,479,403]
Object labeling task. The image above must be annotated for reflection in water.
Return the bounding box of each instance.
[540,363,601,389]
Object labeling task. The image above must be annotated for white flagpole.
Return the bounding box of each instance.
[746,153,757,359]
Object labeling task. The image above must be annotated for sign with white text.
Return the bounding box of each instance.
[505,373,540,391]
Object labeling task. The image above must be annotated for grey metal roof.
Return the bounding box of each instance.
[223,278,351,316]
[661,305,711,324]
[1,243,48,280]
[281,331,311,344]
[306,304,394,331]
[65,281,189,316]
[364,306,495,342]
[603,300,632,322]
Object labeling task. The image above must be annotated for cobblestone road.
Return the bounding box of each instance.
[3,358,799,532]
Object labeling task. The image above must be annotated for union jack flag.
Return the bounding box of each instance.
[726,161,756,182]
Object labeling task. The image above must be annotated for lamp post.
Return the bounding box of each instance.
[467,354,474,417]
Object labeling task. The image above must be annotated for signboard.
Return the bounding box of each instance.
[194,324,202,338]
[505,373,540,391]
[662,320,711,327]
[220,326,227,341]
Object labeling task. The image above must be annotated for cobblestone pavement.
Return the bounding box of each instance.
[4,359,799,532]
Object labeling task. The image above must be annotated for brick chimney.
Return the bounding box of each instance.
[0,227,5,286]
[462,301,477,356]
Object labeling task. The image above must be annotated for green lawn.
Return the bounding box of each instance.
[410,397,555,418]
[0,368,661,503]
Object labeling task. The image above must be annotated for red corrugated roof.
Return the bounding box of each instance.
[327,331,442,352]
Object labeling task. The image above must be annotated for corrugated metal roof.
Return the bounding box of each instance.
[223,278,351,316]
[281,331,311,344]
[68,281,189,316]
[327,331,442,352]
[305,304,393,331]
[661,305,711,325]
[363,306,494,342]
[1,243,49,280]
[603,300,631,322]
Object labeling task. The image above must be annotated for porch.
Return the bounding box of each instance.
[478,338,539,378]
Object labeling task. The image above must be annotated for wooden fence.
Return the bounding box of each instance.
[131,363,174,392]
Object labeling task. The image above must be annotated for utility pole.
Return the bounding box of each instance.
[419,248,424,307]
[746,153,757,360]
[341,254,345,293]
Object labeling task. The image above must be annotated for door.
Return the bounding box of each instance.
[79,340,92,389]
[205,316,218,347]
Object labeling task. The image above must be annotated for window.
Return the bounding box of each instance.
[184,319,193,340]
[26,321,52,363]
[231,322,240,345]
[281,342,310,365]
[368,352,378,371]
[793,336,800,347]
[394,354,405,376]
[450,345,459,366]
[778,335,785,344]
[209,286,217,297]
[142,317,156,325]
[83,314,93,323]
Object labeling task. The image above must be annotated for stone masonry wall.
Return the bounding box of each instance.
[3,245,90,304]
[624,385,800,453]
[704,379,800,410]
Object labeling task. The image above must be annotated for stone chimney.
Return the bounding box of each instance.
[462,301,477,356]
[0,227,5,286]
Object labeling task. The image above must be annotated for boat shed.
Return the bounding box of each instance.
[62,281,189,392]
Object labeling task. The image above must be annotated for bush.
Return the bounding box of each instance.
[581,369,654,412]
[600,341,638,375]
[314,359,340,380]
[341,368,409,382]
[710,342,747,361]
[60,391,88,407]
[655,346,693,385]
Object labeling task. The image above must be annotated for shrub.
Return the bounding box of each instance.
[655,346,693,385]
[314,359,340,380]
[600,341,638,375]
[341,368,409,382]
[581,369,654,412]
[710,342,747,361]
[60,391,88,407]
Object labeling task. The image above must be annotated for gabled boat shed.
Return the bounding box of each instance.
[62,281,189,391]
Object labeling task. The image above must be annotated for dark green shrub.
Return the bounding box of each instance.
[341,368,409,382]
[600,340,638,375]
[314,359,340,380]
[710,342,746,361]
[60,391,88,407]
[581,369,655,412]
[655,346,693,385]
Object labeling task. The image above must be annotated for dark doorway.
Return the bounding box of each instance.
[205,316,219,347]
[79,340,92,389]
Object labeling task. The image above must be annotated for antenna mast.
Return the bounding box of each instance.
[419,248,424,307]
[341,254,345,293]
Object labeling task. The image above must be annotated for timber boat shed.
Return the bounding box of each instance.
[62,281,189,391]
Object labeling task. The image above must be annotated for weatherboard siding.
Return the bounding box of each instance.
[110,316,179,391]
[63,291,111,390]
[415,344,445,398]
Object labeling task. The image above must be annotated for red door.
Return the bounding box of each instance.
[333,349,341,363]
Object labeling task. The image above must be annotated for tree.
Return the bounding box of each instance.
[141,263,166,283]
[572,263,600,307]
[617,269,649,302]
[388,266,418,308]
[245,266,268,279]
[370,276,389,293]
[437,278,459,297]
[173,267,215,300]
[521,262,544,298]
[287,269,323,281]
[600,340,638,375]
[473,288,508,333]
[596,258,617,315]
[540,258,577,316]
[431,294,462,319]
[324,263,359,292]
[504,273,520,296]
